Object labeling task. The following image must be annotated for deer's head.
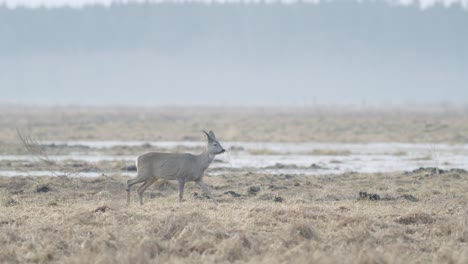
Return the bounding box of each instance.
[203,130,225,155]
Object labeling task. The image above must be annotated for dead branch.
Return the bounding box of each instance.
[16,128,82,177]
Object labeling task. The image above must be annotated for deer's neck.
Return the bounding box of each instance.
[198,150,215,172]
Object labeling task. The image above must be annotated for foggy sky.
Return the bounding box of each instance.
[1,0,468,10]
[1,2,467,105]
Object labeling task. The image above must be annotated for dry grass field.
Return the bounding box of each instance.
[1,169,468,263]
[1,105,468,263]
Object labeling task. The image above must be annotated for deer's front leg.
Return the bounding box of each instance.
[178,179,185,203]
[196,180,218,204]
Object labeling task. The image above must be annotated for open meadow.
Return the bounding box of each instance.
[1,105,468,263]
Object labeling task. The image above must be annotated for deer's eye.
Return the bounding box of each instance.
[213,143,218,146]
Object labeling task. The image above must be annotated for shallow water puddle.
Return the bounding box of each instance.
[41,140,468,154]
[1,141,468,177]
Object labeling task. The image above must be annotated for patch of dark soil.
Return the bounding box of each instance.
[247,186,261,196]
[358,191,414,202]
[274,196,284,203]
[70,162,86,168]
[191,192,210,200]
[36,185,51,193]
[358,191,381,201]
[141,143,152,148]
[405,167,445,176]
[448,168,467,174]
[309,164,325,169]
[268,184,288,191]
[93,205,113,213]
[401,194,419,202]
[258,193,274,201]
[266,163,299,169]
[405,167,467,178]
[224,191,242,198]
[258,193,284,202]
[121,165,137,171]
[397,213,434,225]
[0,219,15,225]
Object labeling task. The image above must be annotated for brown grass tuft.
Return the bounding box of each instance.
[289,222,320,241]
[397,213,435,225]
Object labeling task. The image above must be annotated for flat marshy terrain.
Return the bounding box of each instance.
[1,105,468,263]
[1,169,468,263]
[1,105,468,144]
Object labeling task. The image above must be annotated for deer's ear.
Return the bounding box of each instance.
[203,130,213,141]
[209,130,216,139]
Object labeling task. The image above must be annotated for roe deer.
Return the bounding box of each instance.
[126,130,225,205]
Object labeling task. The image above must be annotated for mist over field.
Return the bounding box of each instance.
[1,1,467,105]
[3,2,468,263]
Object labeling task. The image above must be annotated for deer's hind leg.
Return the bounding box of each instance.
[126,176,147,205]
[137,178,157,205]
[178,179,186,203]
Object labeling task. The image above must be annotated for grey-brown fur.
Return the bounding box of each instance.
[126,130,225,205]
